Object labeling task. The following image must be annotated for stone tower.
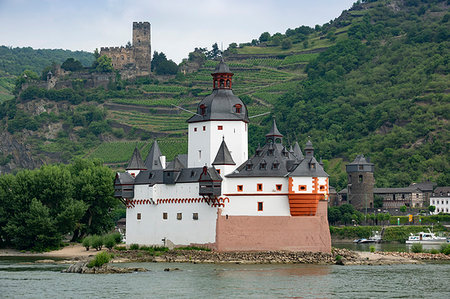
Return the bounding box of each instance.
[346,155,375,211]
[132,22,151,73]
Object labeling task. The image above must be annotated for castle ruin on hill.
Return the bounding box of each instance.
[100,22,152,78]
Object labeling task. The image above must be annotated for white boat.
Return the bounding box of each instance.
[405,230,448,244]
[354,231,382,244]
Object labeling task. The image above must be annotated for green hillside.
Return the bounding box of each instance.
[0,0,448,191]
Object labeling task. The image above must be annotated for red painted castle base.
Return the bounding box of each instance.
[215,201,331,253]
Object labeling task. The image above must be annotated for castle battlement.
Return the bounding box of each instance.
[100,21,151,74]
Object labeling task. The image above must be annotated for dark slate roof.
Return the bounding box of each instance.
[115,172,135,185]
[338,188,348,194]
[409,181,436,192]
[176,154,188,168]
[288,156,328,177]
[374,187,422,194]
[187,89,249,123]
[226,140,298,178]
[212,138,236,165]
[293,142,304,160]
[348,154,374,165]
[432,187,450,197]
[126,147,147,170]
[133,167,221,185]
[199,167,222,182]
[213,58,232,74]
[266,118,283,138]
[165,156,185,171]
[144,140,163,170]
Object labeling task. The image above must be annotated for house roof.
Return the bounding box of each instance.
[133,167,221,185]
[213,58,232,74]
[348,154,374,166]
[288,155,328,177]
[374,187,422,194]
[126,147,146,170]
[409,181,436,192]
[115,172,135,185]
[144,140,163,170]
[212,138,236,165]
[432,186,450,197]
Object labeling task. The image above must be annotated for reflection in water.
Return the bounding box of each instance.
[214,264,330,279]
[333,242,443,252]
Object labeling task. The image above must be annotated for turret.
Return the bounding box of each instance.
[126,147,147,177]
[346,154,375,210]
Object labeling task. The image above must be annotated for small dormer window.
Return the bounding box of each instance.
[260,161,267,170]
[246,163,253,171]
[149,172,153,178]
[191,171,195,177]
[200,104,206,115]
[310,163,315,169]
[273,162,280,169]
[268,149,274,156]
[234,104,242,113]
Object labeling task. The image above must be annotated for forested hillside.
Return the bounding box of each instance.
[0,0,448,191]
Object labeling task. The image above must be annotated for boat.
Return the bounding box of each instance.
[405,230,448,244]
[354,231,382,244]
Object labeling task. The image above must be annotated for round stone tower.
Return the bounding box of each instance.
[346,155,375,211]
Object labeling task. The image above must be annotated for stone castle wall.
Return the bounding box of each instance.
[100,21,151,75]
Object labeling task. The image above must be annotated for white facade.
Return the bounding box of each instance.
[188,120,248,168]
[430,195,450,214]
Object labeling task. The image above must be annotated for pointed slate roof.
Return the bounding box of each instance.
[165,156,185,171]
[213,57,232,74]
[144,140,163,170]
[126,147,147,170]
[212,138,236,165]
[293,142,304,160]
[266,118,283,138]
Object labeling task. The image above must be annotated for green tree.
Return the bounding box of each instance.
[95,55,113,73]
[61,58,83,71]
[259,32,271,42]
[281,39,292,49]
[428,205,436,213]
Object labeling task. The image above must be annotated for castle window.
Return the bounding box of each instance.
[217,169,221,174]
[218,125,223,130]
[200,104,206,115]
[246,163,253,171]
[131,173,135,177]
[220,79,224,88]
[191,171,195,177]
[257,202,263,211]
[203,126,206,131]
[276,184,282,191]
[257,183,263,191]
[359,165,364,170]
[320,185,325,191]
[259,160,267,170]
[194,127,197,132]
[149,172,153,178]
[272,162,280,169]
[198,150,202,160]
[268,149,274,156]
[137,213,142,220]
[193,213,198,220]
[177,213,182,220]
[299,185,307,191]
[237,185,243,192]
[310,163,316,169]
[226,80,230,87]
[359,175,363,183]
[163,212,168,220]
[234,104,242,113]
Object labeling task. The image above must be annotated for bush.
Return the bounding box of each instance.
[369,246,375,253]
[82,236,92,251]
[430,248,439,254]
[114,245,127,251]
[91,235,104,251]
[111,232,122,244]
[129,243,139,250]
[87,251,112,268]
[440,244,450,255]
[104,234,116,250]
[411,243,423,253]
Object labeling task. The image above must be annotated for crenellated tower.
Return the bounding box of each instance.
[132,22,152,73]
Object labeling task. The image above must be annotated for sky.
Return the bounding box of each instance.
[0,0,356,63]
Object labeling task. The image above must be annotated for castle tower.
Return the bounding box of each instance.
[187,59,249,168]
[346,155,375,210]
[132,22,151,73]
[126,147,147,177]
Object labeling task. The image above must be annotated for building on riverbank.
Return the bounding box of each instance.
[430,187,450,214]
[114,59,331,252]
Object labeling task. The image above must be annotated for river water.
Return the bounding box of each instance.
[1,256,449,298]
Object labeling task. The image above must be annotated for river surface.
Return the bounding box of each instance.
[1,256,449,298]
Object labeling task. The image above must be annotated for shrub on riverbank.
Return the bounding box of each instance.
[441,244,450,255]
[330,226,381,239]
[91,235,104,251]
[82,236,92,251]
[411,243,423,253]
[87,251,112,268]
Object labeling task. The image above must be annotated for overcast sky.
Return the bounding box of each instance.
[0,0,356,63]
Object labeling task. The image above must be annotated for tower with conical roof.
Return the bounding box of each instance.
[346,154,375,210]
[187,58,249,168]
[126,146,147,177]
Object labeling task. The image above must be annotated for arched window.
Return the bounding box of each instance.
[220,80,224,88]
[235,104,242,113]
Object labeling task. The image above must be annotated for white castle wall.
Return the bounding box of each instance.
[127,182,217,246]
[222,177,291,216]
[188,121,248,168]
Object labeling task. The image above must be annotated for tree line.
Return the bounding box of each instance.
[0,159,122,251]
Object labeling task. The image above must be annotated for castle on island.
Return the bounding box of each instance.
[114,59,331,252]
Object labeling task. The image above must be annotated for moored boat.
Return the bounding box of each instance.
[405,230,448,244]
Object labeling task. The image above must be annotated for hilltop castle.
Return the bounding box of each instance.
[100,22,151,77]
[114,59,331,252]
